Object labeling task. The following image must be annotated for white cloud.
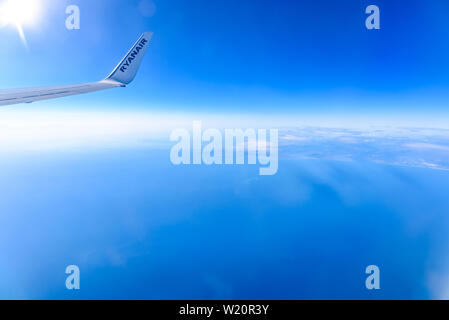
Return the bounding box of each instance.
[405,143,449,152]
[0,110,186,152]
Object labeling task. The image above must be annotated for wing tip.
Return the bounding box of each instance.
[106,32,153,85]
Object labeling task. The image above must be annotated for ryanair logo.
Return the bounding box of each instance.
[119,38,148,73]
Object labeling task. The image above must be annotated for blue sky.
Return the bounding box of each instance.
[1,0,449,117]
[2,1,449,300]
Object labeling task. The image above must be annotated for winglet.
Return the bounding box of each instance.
[106,32,153,85]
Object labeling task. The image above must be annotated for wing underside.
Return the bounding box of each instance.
[0,80,122,106]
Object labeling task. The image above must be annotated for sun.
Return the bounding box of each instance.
[0,0,40,26]
[0,0,41,47]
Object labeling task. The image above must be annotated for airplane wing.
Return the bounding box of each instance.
[0,32,153,107]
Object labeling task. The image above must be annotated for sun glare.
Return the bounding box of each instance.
[1,0,40,26]
[0,0,41,47]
